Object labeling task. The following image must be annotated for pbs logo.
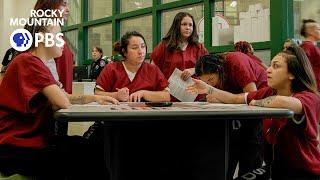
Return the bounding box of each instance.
[10,28,64,52]
[10,29,32,52]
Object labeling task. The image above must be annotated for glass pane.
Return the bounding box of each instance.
[121,15,152,53]
[162,0,180,3]
[121,0,152,13]
[293,0,320,39]
[66,0,81,26]
[255,50,271,66]
[64,30,78,65]
[89,0,113,20]
[88,24,113,63]
[162,4,204,42]
[212,0,270,46]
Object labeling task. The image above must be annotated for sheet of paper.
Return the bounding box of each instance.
[168,68,197,102]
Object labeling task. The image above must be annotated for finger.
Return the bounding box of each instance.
[111,98,119,105]
[131,94,136,102]
[138,94,141,102]
[135,94,138,102]
[181,75,188,81]
[180,73,186,80]
[184,74,191,80]
[191,78,199,83]
[129,94,133,102]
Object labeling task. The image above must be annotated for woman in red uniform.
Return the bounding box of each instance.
[192,52,267,178]
[188,46,320,179]
[84,31,170,162]
[300,19,320,90]
[150,12,208,81]
[234,41,268,70]
[95,31,170,102]
[0,23,118,179]
[34,0,73,94]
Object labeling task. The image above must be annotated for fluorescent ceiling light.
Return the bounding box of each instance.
[230,1,237,7]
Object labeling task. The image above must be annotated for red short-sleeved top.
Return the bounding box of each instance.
[223,52,265,93]
[54,37,74,94]
[96,61,169,95]
[300,41,320,89]
[0,52,57,149]
[150,41,208,79]
[247,87,320,174]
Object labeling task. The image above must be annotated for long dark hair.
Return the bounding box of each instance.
[120,31,147,58]
[300,19,317,37]
[162,12,199,52]
[195,54,225,89]
[280,46,318,95]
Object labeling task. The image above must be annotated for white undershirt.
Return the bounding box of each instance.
[122,62,136,82]
[46,58,59,82]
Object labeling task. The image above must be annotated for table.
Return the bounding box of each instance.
[55,102,293,180]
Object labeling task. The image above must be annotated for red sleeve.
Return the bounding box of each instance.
[95,63,115,92]
[246,87,274,104]
[227,53,257,89]
[294,92,320,133]
[154,65,169,91]
[0,53,56,113]
[54,38,74,94]
[150,41,166,71]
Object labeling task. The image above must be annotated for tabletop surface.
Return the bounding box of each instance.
[54,102,294,122]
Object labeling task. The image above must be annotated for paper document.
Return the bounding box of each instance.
[168,68,197,102]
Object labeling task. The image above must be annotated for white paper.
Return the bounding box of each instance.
[168,68,197,102]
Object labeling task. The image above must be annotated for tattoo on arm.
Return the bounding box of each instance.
[207,86,215,94]
[69,95,86,104]
[253,96,276,107]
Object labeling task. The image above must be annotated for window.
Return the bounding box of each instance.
[64,30,78,65]
[88,24,113,61]
[120,0,152,13]
[89,0,113,20]
[255,50,271,66]
[162,4,204,42]
[212,0,270,46]
[121,15,152,53]
[66,0,81,26]
[293,0,320,39]
[162,0,180,3]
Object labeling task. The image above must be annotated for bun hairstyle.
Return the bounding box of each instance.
[234,41,253,55]
[300,19,317,37]
[120,31,147,58]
